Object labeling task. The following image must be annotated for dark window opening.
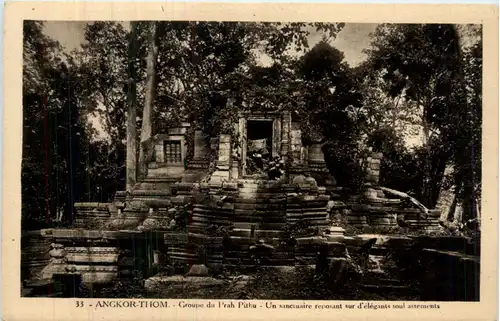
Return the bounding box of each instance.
[246,120,273,175]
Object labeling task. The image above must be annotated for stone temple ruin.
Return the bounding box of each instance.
[22,109,479,300]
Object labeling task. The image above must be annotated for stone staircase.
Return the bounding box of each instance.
[164,178,333,269]
[232,179,287,239]
[226,179,291,267]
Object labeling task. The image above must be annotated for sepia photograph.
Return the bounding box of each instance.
[19,19,483,302]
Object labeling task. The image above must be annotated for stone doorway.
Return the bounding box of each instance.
[238,113,286,178]
[246,120,273,176]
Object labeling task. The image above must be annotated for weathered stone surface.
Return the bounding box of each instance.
[137,218,172,231]
[187,264,210,276]
[74,203,111,229]
[210,134,232,183]
[323,226,346,242]
[144,275,225,293]
[356,234,413,248]
[308,142,325,164]
[21,231,51,281]
[281,111,291,162]
[420,248,479,301]
[193,130,210,160]
[290,123,303,164]
[363,152,382,186]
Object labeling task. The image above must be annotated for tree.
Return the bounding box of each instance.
[149,22,346,136]
[23,21,101,228]
[23,22,349,224]
[444,28,482,222]
[364,24,481,221]
[126,22,139,191]
[23,20,64,228]
[365,24,463,207]
[70,22,132,195]
[137,22,159,178]
[293,41,364,189]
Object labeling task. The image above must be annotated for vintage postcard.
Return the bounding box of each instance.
[2,2,499,321]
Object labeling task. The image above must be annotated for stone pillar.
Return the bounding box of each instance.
[307,141,336,193]
[21,231,51,281]
[210,134,232,183]
[365,151,383,186]
[155,142,165,163]
[231,123,239,179]
[308,142,325,165]
[281,111,291,162]
[238,118,247,176]
[187,130,210,170]
[193,130,209,160]
[290,122,303,164]
[218,135,231,166]
[272,118,282,158]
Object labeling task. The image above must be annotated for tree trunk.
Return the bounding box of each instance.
[453,25,478,223]
[446,191,458,222]
[126,22,138,192]
[420,114,434,208]
[138,22,159,179]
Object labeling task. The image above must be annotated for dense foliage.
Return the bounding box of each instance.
[363,24,482,220]
[22,21,482,229]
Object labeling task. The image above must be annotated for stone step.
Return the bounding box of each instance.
[238,186,283,192]
[286,211,327,217]
[187,223,233,231]
[236,179,283,186]
[166,244,224,253]
[233,203,286,210]
[286,219,329,226]
[225,250,294,260]
[237,190,286,195]
[167,251,223,259]
[234,198,287,204]
[233,222,286,230]
[230,228,284,238]
[234,209,285,216]
[167,256,222,265]
[287,202,328,208]
[188,226,234,234]
[227,236,284,247]
[192,206,234,214]
[190,216,232,225]
[66,254,119,264]
[232,216,287,224]
[286,207,327,213]
[189,215,233,224]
